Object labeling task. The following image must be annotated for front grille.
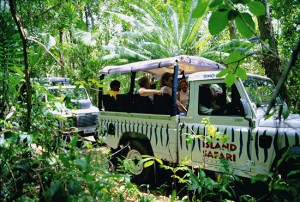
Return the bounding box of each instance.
[76,114,98,127]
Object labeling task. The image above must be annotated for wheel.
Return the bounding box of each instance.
[123,140,154,185]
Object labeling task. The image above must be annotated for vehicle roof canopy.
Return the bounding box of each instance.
[33,77,71,85]
[100,55,225,77]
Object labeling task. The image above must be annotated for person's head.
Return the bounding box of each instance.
[210,84,223,99]
[179,79,188,93]
[199,85,213,108]
[110,80,120,92]
[160,72,173,88]
[138,76,150,89]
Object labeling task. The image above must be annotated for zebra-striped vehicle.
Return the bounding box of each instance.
[97,55,300,185]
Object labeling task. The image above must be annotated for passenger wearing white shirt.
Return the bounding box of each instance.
[177,79,189,113]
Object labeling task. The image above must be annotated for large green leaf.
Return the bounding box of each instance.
[217,68,231,78]
[224,72,236,86]
[247,1,265,16]
[208,11,229,35]
[71,135,79,147]
[144,160,155,167]
[76,159,87,170]
[209,0,223,8]
[192,0,210,18]
[235,13,255,38]
[235,67,247,79]
[187,170,202,193]
[225,50,244,66]
[46,180,62,198]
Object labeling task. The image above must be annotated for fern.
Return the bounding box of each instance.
[0,14,23,118]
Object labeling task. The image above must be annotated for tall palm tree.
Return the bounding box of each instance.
[101,0,206,62]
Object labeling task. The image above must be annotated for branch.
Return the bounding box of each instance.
[28,37,65,68]
[266,39,300,115]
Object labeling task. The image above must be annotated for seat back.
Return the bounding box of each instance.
[117,94,134,112]
[133,94,154,113]
[102,94,117,111]
[154,94,173,115]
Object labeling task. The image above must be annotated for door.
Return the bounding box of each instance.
[186,81,254,174]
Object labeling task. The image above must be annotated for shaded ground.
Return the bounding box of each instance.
[81,138,269,201]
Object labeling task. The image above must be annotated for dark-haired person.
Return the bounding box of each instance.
[107,80,120,100]
[159,72,173,96]
[138,76,162,100]
[159,72,185,114]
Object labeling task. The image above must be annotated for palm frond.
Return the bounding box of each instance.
[102,0,208,63]
[0,16,24,115]
[101,45,150,61]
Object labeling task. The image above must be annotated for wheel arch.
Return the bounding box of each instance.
[270,145,300,176]
[119,132,154,155]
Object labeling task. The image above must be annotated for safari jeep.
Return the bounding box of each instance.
[96,55,300,184]
[36,77,99,137]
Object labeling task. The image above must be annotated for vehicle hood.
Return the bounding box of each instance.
[50,103,72,116]
[258,113,300,129]
[50,103,99,116]
[71,106,99,115]
[71,99,92,109]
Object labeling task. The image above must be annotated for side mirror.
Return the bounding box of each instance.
[90,97,93,103]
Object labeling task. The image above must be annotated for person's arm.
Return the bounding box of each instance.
[138,88,162,96]
[199,104,213,115]
[177,91,180,101]
[177,100,187,112]
[211,102,232,115]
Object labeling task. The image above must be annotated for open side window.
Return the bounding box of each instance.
[198,82,245,117]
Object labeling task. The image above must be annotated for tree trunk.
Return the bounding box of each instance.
[229,21,237,39]
[9,0,31,132]
[59,29,65,77]
[85,6,90,29]
[87,5,94,28]
[257,0,287,100]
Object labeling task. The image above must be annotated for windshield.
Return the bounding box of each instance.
[243,77,282,107]
[48,88,88,101]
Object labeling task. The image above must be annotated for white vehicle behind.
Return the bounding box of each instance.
[39,78,99,137]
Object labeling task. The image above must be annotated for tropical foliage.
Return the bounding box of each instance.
[0,3,23,118]
[0,0,299,200]
[102,0,204,60]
